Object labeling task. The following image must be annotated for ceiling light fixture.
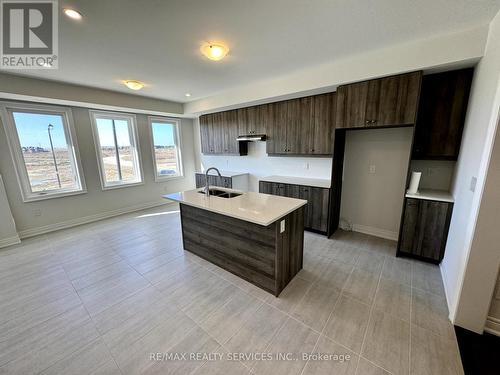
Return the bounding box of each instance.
[200,42,229,61]
[124,80,144,90]
[63,8,83,20]
[185,93,191,97]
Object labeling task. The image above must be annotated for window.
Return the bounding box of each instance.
[0,102,86,202]
[90,111,143,189]
[148,117,183,180]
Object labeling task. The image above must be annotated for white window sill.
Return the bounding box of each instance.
[154,175,184,183]
[101,181,145,191]
[22,189,87,203]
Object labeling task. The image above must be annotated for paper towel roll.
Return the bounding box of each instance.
[408,172,422,194]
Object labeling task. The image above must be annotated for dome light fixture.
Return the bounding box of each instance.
[63,8,83,20]
[124,80,144,90]
[200,42,229,61]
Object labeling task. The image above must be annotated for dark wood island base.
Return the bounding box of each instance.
[179,203,305,296]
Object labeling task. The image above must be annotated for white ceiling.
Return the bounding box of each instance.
[4,0,500,103]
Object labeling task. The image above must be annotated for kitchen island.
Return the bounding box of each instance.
[164,188,307,296]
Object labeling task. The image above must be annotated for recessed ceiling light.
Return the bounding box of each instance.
[124,80,144,90]
[63,8,83,20]
[200,42,229,61]
[185,93,191,97]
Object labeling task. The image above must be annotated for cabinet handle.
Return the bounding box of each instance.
[365,120,370,125]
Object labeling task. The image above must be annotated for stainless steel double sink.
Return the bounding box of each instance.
[198,188,242,198]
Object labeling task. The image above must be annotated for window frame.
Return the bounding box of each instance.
[148,116,184,182]
[0,101,87,202]
[89,110,144,190]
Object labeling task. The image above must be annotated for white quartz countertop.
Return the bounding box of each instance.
[164,188,307,226]
[195,170,248,177]
[260,175,331,189]
[405,189,454,203]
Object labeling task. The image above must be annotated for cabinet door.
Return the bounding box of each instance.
[285,184,300,198]
[272,183,286,196]
[311,93,335,154]
[245,106,257,134]
[399,198,452,262]
[309,187,329,233]
[412,69,473,160]
[237,108,248,136]
[299,186,312,229]
[207,175,220,187]
[255,103,271,135]
[336,81,369,129]
[266,101,288,154]
[417,200,452,261]
[336,72,422,129]
[222,110,239,154]
[199,114,213,154]
[259,181,273,194]
[286,97,312,154]
[399,198,420,255]
[377,71,421,127]
[195,173,206,188]
[221,177,232,188]
[211,112,224,154]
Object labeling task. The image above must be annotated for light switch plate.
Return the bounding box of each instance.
[280,220,285,233]
[470,176,477,192]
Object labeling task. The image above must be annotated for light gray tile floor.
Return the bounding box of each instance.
[0,204,463,374]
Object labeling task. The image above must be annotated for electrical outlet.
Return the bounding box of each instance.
[369,165,376,174]
[280,220,285,233]
[33,209,41,217]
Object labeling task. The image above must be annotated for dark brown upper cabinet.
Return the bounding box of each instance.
[266,100,288,154]
[266,94,335,156]
[336,71,422,129]
[412,68,473,160]
[237,105,267,135]
[311,93,336,155]
[202,93,335,157]
[286,97,312,154]
[199,111,247,155]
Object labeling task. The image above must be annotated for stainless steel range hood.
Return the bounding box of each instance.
[237,134,267,141]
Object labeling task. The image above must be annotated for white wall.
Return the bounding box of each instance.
[0,175,19,247]
[0,73,183,116]
[442,9,500,333]
[340,128,413,240]
[409,160,456,191]
[185,26,487,114]
[193,119,332,192]
[0,78,196,238]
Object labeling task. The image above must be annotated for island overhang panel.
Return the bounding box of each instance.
[165,189,306,296]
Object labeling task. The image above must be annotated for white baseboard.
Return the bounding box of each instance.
[485,316,500,337]
[0,234,21,249]
[351,224,398,241]
[18,200,171,239]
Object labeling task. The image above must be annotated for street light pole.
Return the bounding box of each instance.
[48,124,61,188]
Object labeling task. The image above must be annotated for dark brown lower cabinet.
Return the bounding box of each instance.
[259,181,330,234]
[195,173,232,189]
[397,198,453,263]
